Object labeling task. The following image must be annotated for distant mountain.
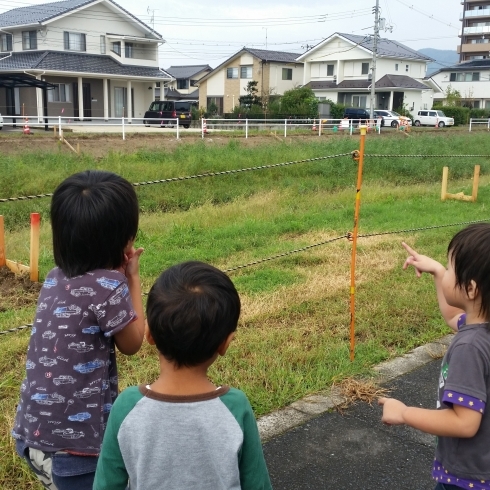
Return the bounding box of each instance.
[418,48,459,76]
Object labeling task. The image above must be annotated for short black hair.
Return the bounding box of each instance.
[448,223,490,321]
[146,261,241,367]
[51,170,139,277]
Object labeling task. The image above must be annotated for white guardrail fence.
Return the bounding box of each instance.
[2,116,393,140]
[469,118,490,132]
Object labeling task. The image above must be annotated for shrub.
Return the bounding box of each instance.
[432,105,470,126]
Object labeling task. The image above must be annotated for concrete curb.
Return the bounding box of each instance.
[258,334,454,442]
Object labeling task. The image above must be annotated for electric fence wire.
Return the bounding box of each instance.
[2,218,488,336]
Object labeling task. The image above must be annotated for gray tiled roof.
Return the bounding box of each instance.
[427,59,490,78]
[307,74,427,90]
[339,33,433,62]
[166,65,212,79]
[0,51,172,79]
[0,0,162,38]
[244,48,302,63]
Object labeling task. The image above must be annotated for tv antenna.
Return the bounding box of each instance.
[147,7,156,30]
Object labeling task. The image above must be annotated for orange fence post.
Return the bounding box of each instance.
[349,126,367,361]
[0,215,6,267]
[30,213,40,282]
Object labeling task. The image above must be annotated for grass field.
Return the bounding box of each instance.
[1,131,489,488]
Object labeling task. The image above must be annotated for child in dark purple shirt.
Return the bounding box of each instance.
[379,224,490,490]
[12,170,145,490]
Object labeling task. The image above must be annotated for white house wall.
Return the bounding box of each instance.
[430,70,490,106]
[206,71,225,96]
[375,58,426,80]
[266,64,303,94]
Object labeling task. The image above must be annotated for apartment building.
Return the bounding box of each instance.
[459,0,490,62]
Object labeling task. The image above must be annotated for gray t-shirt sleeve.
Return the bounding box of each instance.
[444,343,488,403]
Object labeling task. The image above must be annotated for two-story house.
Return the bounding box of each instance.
[164,64,212,101]
[297,33,435,114]
[426,59,490,109]
[0,0,172,122]
[197,48,303,114]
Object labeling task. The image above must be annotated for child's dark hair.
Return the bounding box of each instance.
[51,170,139,277]
[146,261,241,367]
[448,223,490,321]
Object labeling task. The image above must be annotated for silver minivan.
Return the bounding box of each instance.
[413,110,454,128]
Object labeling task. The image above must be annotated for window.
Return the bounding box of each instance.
[100,35,106,54]
[361,63,369,75]
[352,95,367,108]
[485,100,490,109]
[0,33,12,52]
[423,103,428,110]
[474,101,481,108]
[207,96,223,114]
[450,73,457,81]
[282,68,292,80]
[125,42,133,58]
[226,67,238,79]
[395,63,399,71]
[177,79,189,89]
[47,84,71,103]
[327,64,334,76]
[405,64,409,72]
[451,72,480,81]
[22,30,37,50]
[112,42,121,56]
[473,72,480,81]
[63,32,86,51]
[240,66,252,79]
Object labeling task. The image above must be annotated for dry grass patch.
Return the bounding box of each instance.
[334,378,390,412]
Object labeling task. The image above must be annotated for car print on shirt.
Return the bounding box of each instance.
[53,375,77,386]
[68,412,91,422]
[39,357,57,367]
[52,428,85,439]
[106,310,127,328]
[88,304,106,320]
[36,303,47,312]
[31,393,65,405]
[54,305,82,318]
[24,413,38,423]
[42,331,56,340]
[73,387,101,398]
[108,284,129,305]
[82,326,100,335]
[73,359,106,374]
[43,277,58,289]
[102,403,113,413]
[70,287,97,298]
[68,342,94,353]
[96,277,120,290]
[26,360,36,370]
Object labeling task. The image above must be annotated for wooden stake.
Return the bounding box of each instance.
[54,126,57,138]
[77,142,80,155]
[472,165,480,201]
[30,213,40,282]
[0,215,6,267]
[441,167,449,201]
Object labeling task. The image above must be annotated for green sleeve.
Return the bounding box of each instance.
[220,388,273,490]
[93,386,143,490]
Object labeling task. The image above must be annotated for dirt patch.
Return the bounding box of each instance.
[0,131,397,158]
[0,266,42,312]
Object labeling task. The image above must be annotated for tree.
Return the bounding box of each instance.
[239,81,262,109]
[279,86,318,116]
[444,85,462,107]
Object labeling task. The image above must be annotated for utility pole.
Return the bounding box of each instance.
[370,0,380,120]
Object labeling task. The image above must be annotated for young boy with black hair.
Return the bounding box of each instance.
[94,261,272,490]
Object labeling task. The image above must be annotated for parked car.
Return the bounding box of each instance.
[143,100,192,128]
[413,110,454,128]
[0,113,3,130]
[373,110,412,128]
[343,108,371,123]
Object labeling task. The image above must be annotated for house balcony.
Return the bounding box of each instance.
[457,42,490,53]
[460,8,490,20]
[460,25,490,36]
[462,0,490,4]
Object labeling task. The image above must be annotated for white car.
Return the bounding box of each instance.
[374,110,412,128]
[413,110,454,128]
[0,113,3,130]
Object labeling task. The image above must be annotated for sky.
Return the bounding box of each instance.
[2,0,464,69]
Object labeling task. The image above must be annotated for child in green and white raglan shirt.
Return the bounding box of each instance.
[94,261,272,490]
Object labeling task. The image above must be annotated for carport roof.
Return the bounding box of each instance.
[307,75,428,91]
[0,51,172,79]
[0,73,56,88]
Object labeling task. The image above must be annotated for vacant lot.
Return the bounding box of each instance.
[1,130,489,488]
